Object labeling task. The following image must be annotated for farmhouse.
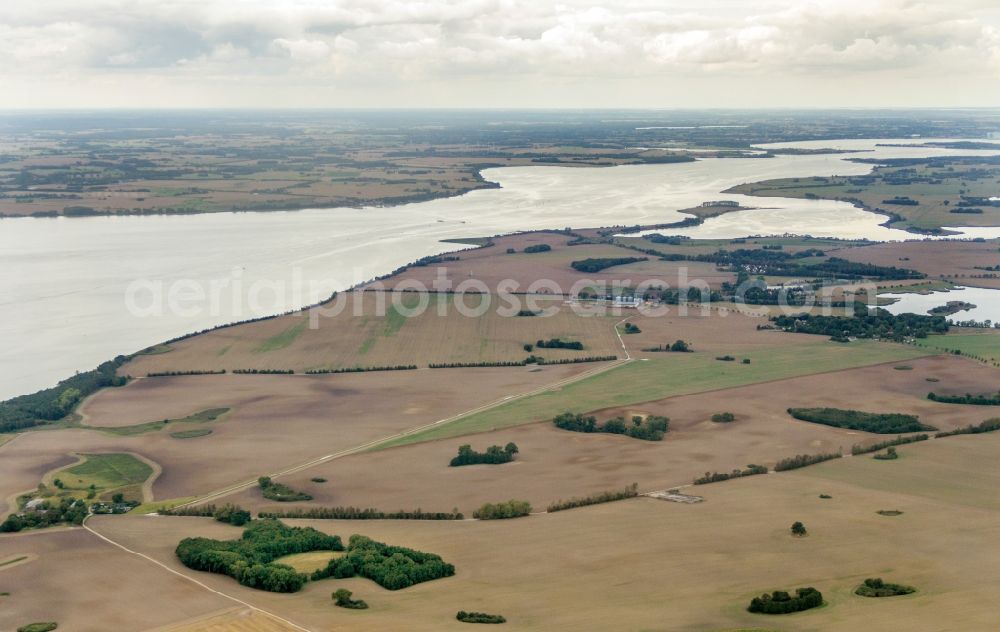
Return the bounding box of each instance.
[613,296,642,308]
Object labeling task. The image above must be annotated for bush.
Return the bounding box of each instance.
[670,340,691,352]
[457,611,507,624]
[333,588,368,609]
[791,521,807,536]
[259,476,312,502]
[855,577,916,598]
[450,443,518,467]
[18,624,58,632]
[622,322,641,334]
[748,587,823,614]
[873,447,899,460]
[711,412,735,423]
[787,408,935,434]
[473,500,531,520]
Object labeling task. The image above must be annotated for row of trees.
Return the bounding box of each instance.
[147,369,224,377]
[787,407,936,434]
[305,365,417,374]
[851,434,929,455]
[774,452,842,472]
[260,506,464,520]
[311,534,455,590]
[160,503,251,526]
[928,391,1000,406]
[456,611,507,623]
[450,443,518,467]
[233,368,294,375]
[547,483,639,512]
[553,412,669,441]
[693,464,767,485]
[935,418,1000,438]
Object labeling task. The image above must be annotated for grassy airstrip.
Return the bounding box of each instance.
[376,340,930,448]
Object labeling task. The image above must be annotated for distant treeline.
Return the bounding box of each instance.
[233,368,295,375]
[772,306,948,341]
[787,407,936,434]
[547,483,639,513]
[259,506,465,520]
[851,434,929,455]
[693,464,768,485]
[928,392,1000,406]
[305,365,417,374]
[553,412,669,441]
[147,369,225,377]
[429,355,616,369]
[0,356,128,433]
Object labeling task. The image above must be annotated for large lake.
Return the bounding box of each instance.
[2,138,1000,399]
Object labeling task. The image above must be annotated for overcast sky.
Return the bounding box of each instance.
[1,0,998,109]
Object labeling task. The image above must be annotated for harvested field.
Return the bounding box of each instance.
[122,292,621,376]
[1,366,590,516]
[378,233,736,291]
[377,339,932,448]
[158,608,304,632]
[828,240,1000,289]
[229,355,995,514]
[90,432,1000,631]
[0,529,229,632]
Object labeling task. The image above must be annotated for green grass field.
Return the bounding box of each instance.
[169,428,213,439]
[375,340,930,449]
[914,332,1000,364]
[58,453,154,502]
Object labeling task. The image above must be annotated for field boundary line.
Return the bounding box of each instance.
[82,516,316,632]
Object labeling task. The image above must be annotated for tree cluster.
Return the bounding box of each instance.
[472,500,532,520]
[333,588,369,609]
[772,306,948,342]
[160,503,251,526]
[535,338,584,350]
[570,256,647,273]
[787,407,935,434]
[175,519,344,593]
[748,587,823,614]
[311,534,455,590]
[259,476,313,502]
[523,244,552,253]
[855,578,916,598]
[1,498,88,532]
[450,443,519,467]
[553,412,669,441]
